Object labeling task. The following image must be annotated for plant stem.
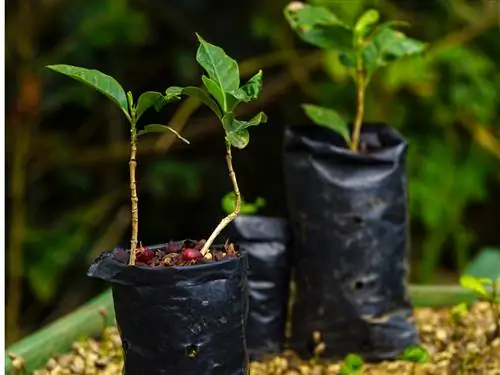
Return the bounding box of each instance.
[201,139,241,256]
[350,57,366,153]
[128,126,139,265]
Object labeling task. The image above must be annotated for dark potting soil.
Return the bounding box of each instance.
[114,239,240,267]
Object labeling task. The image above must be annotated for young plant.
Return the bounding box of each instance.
[460,274,500,340]
[450,302,469,339]
[284,3,427,152]
[399,344,430,375]
[166,33,267,256]
[45,65,189,265]
[221,191,266,215]
[339,353,364,375]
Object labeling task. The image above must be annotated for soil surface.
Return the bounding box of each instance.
[115,239,239,267]
[33,302,500,374]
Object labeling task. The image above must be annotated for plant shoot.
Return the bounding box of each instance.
[166,33,267,256]
[284,3,427,152]
[45,65,189,265]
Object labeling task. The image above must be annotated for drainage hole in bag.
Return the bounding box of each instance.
[186,344,199,358]
[353,280,365,290]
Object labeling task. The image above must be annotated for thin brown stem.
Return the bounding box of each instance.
[128,129,139,265]
[201,140,241,256]
[350,59,366,152]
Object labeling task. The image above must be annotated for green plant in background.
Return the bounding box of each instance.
[221,191,266,215]
[339,353,364,375]
[460,274,500,340]
[399,344,430,375]
[450,301,469,339]
[167,33,267,256]
[284,2,427,152]
[45,65,189,265]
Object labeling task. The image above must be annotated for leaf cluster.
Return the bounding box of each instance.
[284,3,426,145]
[166,33,267,149]
[46,64,189,142]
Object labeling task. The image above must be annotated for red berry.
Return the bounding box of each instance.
[182,248,202,260]
[136,248,155,264]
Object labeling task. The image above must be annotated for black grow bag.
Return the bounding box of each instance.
[283,123,418,361]
[223,216,291,360]
[87,241,249,375]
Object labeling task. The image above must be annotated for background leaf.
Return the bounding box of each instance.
[284,4,354,52]
[46,64,130,120]
[302,104,351,145]
[460,274,489,298]
[362,25,427,78]
[354,9,380,40]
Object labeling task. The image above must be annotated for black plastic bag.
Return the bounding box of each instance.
[223,216,291,360]
[283,123,418,361]
[87,241,249,375]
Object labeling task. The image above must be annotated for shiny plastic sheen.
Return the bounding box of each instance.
[87,242,249,375]
[223,216,291,360]
[283,124,419,361]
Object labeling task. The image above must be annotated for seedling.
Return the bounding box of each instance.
[166,33,267,256]
[45,65,189,265]
[450,302,469,339]
[399,344,430,375]
[339,353,364,375]
[460,274,500,340]
[310,330,325,365]
[284,3,427,152]
[221,191,266,215]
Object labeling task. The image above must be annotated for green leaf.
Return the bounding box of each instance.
[46,64,130,121]
[168,85,222,119]
[463,247,500,282]
[165,86,183,101]
[399,345,430,364]
[233,70,263,102]
[245,111,268,126]
[302,104,351,145]
[361,24,427,78]
[222,111,267,149]
[354,9,380,41]
[221,192,266,215]
[137,124,190,144]
[195,33,240,106]
[284,4,354,52]
[451,302,469,321]
[459,274,489,298]
[136,91,166,120]
[339,353,364,374]
[202,75,227,112]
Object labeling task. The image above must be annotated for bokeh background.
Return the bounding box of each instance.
[5,0,500,345]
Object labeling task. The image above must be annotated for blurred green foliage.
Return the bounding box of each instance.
[5,0,500,343]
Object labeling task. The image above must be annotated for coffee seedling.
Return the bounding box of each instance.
[399,344,430,375]
[310,330,325,365]
[339,353,364,375]
[460,274,500,340]
[166,33,267,256]
[221,191,266,215]
[284,3,427,152]
[46,65,189,265]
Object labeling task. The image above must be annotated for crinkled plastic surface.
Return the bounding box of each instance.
[87,241,249,375]
[223,216,291,360]
[283,124,418,361]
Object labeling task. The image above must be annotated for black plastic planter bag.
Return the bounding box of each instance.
[87,241,249,375]
[283,123,418,361]
[223,216,291,360]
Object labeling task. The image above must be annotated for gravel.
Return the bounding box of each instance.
[32,302,500,375]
